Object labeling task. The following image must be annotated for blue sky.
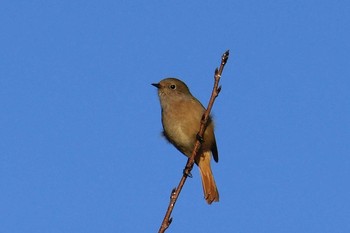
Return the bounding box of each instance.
[1,1,349,232]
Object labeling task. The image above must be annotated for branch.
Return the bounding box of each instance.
[158,50,230,233]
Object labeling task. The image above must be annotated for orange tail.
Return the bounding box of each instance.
[197,151,219,204]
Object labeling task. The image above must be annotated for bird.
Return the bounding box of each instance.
[152,78,219,204]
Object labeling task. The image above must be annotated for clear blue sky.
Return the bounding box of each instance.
[1,1,349,232]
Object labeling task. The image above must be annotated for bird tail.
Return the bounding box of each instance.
[197,151,219,204]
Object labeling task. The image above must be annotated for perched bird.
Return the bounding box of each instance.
[152,78,219,204]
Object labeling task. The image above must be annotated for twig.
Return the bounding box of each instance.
[158,50,230,233]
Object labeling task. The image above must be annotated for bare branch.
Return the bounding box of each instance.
[158,50,230,233]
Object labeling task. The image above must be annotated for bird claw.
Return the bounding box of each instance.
[196,133,204,143]
[183,168,193,178]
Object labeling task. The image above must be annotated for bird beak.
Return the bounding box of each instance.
[151,83,161,88]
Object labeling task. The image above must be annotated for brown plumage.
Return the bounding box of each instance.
[152,78,219,204]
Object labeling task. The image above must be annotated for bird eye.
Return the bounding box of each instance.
[170,84,176,90]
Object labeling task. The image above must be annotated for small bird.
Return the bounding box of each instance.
[152,78,219,204]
